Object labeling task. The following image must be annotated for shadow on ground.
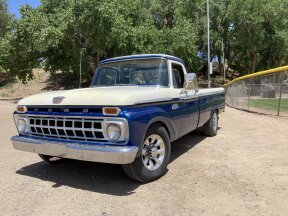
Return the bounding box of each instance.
[170,130,207,163]
[16,131,207,196]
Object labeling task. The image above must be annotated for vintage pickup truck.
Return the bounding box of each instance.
[11,54,225,182]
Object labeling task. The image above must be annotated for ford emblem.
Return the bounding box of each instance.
[53,96,65,104]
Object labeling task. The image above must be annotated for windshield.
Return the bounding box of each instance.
[91,59,169,87]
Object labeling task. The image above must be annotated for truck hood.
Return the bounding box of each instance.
[18,86,179,106]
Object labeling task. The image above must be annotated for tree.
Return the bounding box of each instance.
[1,0,288,84]
[0,0,200,84]
[229,0,288,74]
[0,0,12,37]
[0,0,13,73]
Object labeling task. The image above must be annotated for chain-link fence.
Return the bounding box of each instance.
[225,68,288,116]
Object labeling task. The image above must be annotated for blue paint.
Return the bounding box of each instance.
[198,93,225,126]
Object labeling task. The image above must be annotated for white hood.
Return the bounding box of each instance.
[18,86,179,106]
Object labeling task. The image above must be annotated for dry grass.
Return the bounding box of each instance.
[0,69,49,99]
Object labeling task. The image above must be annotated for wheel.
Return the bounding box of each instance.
[202,111,218,137]
[122,124,171,182]
[38,154,63,164]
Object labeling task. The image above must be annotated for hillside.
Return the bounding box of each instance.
[0,69,49,99]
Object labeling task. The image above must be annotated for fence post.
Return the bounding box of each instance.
[248,84,251,111]
[277,72,285,116]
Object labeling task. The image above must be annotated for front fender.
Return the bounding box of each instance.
[146,116,177,142]
[121,106,176,155]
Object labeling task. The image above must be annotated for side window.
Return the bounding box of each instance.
[171,63,185,88]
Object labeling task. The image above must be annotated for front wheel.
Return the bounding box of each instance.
[122,125,171,182]
[202,111,218,137]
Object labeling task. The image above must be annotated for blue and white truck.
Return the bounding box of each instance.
[11,54,225,182]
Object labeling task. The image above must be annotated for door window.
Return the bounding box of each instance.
[171,63,185,88]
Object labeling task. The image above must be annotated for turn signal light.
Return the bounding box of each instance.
[17,106,27,113]
[103,107,120,116]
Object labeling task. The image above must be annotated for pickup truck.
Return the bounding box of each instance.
[11,54,225,182]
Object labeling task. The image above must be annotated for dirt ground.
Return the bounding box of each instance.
[0,101,287,216]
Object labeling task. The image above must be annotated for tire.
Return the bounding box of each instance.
[202,111,218,137]
[122,124,171,182]
[38,154,63,164]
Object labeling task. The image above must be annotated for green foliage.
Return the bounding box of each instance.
[0,0,13,72]
[214,0,288,75]
[0,0,288,83]
[0,0,12,37]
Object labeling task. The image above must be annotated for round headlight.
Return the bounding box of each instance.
[107,124,121,141]
[17,119,27,134]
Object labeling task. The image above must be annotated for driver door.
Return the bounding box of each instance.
[169,61,199,137]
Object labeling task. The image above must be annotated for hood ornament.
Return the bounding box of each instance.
[53,96,65,104]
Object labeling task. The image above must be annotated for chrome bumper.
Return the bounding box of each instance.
[11,136,138,164]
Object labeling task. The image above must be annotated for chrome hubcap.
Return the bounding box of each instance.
[212,113,218,131]
[142,134,165,170]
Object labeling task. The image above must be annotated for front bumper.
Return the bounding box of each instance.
[11,136,138,164]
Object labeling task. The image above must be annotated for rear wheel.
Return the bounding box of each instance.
[38,154,63,164]
[122,125,171,182]
[202,111,218,137]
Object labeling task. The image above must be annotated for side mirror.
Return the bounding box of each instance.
[182,73,198,93]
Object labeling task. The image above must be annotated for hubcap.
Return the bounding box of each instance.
[212,113,218,131]
[142,134,165,170]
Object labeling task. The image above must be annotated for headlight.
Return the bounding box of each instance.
[17,119,28,134]
[102,119,128,143]
[107,124,121,141]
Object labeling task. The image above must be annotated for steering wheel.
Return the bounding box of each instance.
[147,77,158,85]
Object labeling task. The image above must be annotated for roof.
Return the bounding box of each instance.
[100,54,185,64]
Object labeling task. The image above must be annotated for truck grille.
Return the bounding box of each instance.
[27,115,107,142]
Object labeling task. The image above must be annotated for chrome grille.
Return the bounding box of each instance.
[27,115,107,142]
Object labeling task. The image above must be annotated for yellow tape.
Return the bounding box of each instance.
[224,65,288,87]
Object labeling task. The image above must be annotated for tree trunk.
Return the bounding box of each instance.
[95,52,100,67]
[88,52,101,81]
[217,55,224,77]
[250,53,256,73]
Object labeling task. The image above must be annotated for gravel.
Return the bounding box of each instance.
[0,101,287,216]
